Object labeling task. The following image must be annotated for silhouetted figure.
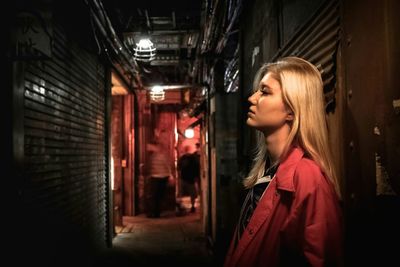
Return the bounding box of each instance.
[148,143,171,218]
[178,145,200,212]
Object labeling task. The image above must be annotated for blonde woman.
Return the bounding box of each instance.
[224,57,343,267]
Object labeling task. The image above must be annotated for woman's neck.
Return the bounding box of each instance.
[264,124,290,163]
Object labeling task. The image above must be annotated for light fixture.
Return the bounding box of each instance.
[184,128,194,138]
[149,85,165,102]
[133,38,156,62]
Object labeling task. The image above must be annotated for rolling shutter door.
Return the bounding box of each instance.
[274,0,340,111]
[23,25,108,247]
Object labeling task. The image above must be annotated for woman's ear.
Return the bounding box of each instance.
[286,112,294,121]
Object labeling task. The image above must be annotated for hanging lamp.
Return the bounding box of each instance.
[133,38,156,62]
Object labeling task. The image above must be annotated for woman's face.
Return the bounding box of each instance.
[247,72,290,132]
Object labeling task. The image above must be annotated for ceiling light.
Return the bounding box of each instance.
[134,38,156,62]
[149,85,165,102]
[184,128,194,138]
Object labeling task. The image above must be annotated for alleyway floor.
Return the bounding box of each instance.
[95,199,217,267]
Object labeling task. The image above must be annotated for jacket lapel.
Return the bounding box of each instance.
[230,147,305,265]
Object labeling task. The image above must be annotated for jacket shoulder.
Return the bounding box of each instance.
[293,158,327,194]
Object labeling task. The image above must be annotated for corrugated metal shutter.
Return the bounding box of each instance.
[274,0,339,112]
[22,25,107,248]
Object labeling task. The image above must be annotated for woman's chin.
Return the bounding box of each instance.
[246,118,256,127]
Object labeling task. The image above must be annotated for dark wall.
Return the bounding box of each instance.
[9,1,110,266]
[213,92,242,264]
[280,0,323,44]
[342,0,400,265]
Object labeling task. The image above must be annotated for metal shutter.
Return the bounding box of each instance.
[23,25,108,248]
[274,0,340,112]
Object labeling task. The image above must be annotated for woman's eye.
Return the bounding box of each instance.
[260,87,270,94]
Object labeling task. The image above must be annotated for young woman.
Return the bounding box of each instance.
[224,57,343,267]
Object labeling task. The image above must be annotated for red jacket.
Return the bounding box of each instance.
[224,147,343,267]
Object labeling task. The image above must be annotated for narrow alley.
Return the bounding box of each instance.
[6,0,400,266]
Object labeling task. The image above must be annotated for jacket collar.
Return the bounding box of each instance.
[275,146,304,192]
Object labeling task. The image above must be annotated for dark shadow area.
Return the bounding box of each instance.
[345,195,400,266]
[12,209,95,267]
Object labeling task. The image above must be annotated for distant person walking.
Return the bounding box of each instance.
[148,142,171,218]
[178,145,200,212]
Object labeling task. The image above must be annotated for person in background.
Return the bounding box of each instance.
[224,57,343,267]
[178,145,200,213]
[148,142,171,218]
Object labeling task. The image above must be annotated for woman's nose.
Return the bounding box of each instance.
[248,92,258,104]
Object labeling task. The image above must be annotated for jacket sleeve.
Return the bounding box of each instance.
[294,162,344,267]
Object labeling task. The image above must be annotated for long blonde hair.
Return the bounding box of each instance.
[244,57,341,198]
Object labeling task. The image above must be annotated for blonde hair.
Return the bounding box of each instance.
[244,57,341,199]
